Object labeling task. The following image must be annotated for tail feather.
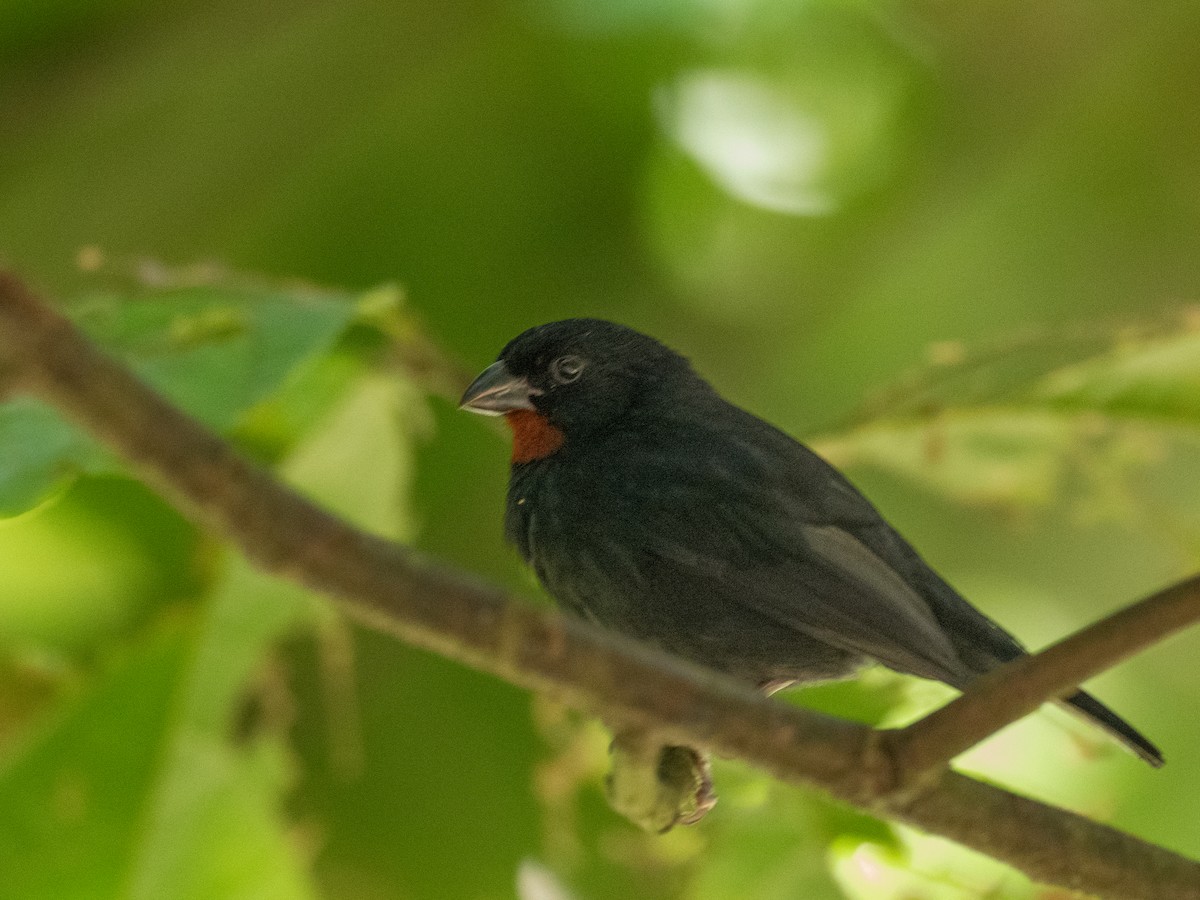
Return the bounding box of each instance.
[1062,689,1164,768]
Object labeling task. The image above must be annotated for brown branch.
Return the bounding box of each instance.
[894,575,1200,783]
[1,270,1198,900]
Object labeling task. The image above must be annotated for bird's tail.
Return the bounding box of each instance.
[1061,689,1164,767]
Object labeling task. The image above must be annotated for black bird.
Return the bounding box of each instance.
[460,319,1163,767]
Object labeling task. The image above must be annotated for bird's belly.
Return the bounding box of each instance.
[511,464,861,686]
[533,535,862,688]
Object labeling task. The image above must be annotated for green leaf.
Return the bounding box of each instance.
[0,356,420,898]
[685,763,858,900]
[0,571,320,900]
[121,561,320,900]
[0,284,369,518]
[1032,329,1200,422]
[0,630,191,899]
[815,411,1075,509]
[0,399,105,517]
[813,321,1200,514]
[73,286,359,431]
[0,477,205,650]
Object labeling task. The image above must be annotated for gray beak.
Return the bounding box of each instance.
[459,361,538,416]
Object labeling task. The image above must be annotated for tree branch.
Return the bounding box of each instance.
[894,575,1200,783]
[0,270,1197,900]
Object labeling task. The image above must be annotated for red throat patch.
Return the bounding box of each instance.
[504,409,565,463]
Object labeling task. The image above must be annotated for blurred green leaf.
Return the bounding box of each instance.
[120,560,319,900]
[0,307,429,898]
[0,477,205,650]
[74,286,359,431]
[687,763,858,900]
[0,589,316,900]
[815,319,1200,512]
[0,399,104,516]
[0,631,189,900]
[0,284,379,518]
[1033,328,1200,421]
[111,361,422,900]
[817,411,1074,508]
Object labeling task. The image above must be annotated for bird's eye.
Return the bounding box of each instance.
[550,355,585,384]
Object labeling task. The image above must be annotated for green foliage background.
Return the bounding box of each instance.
[1,1,1199,897]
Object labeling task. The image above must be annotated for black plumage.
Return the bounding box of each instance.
[461,318,1163,767]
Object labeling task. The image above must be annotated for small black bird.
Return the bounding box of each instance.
[461,319,1162,767]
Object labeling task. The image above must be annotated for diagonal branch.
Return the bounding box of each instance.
[0,270,1198,900]
[894,575,1200,783]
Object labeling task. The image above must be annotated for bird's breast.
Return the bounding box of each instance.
[504,410,565,464]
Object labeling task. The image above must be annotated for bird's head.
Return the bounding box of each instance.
[460,319,698,463]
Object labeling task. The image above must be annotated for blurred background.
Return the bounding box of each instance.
[2,1,1200,897]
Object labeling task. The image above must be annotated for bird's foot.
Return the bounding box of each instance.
[605,730,716,832]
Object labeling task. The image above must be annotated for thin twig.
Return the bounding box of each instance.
[0,270,1197,900]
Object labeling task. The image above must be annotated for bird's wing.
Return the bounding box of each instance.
[620,413,976,683]
[652,514,970,683]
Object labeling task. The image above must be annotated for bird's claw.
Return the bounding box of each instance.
[605,732,716,832]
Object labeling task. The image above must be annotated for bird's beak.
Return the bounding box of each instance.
[459,361,538,416]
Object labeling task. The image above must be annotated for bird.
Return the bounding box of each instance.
[459,318,1163,767]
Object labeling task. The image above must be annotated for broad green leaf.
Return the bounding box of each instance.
[0,283,380,518]
[72,285,359,431]
[815,411,1075,509]
[0,588,320,900]
[0,630,192,899]
[0,399,106,517]
[813,321,1200,515]
[1032,329,1200,421]
[0,505,325,900]
[120,561,320,900]
[0,477,204,650]
[272,371,419,539]
[0,360,420,898]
